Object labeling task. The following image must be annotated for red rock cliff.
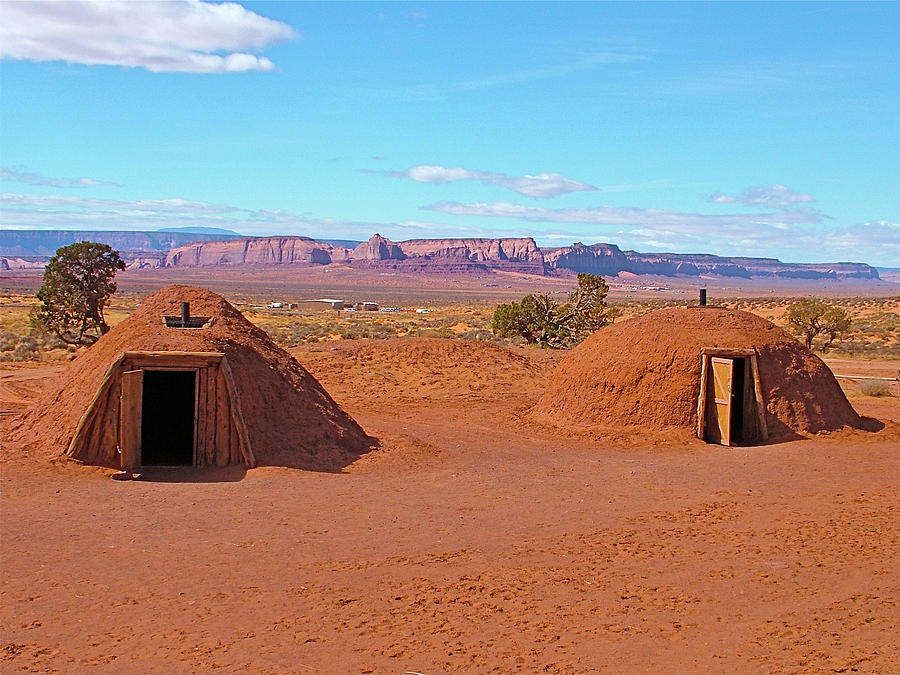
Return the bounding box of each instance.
[353,234,406,261]
[166,237,352,267]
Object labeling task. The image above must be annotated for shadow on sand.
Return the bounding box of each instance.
[131,466,247,483]
[857,416,886,433]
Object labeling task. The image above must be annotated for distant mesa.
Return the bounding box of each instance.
[0,229,242,258]
[165,236,352,267]
[155,226,242,235]
[160,233,879,280]
[349,234,545,274]
[543,242,629,276]
[1,257,46,271]
[0,229,882,281]
[353,233,406,261]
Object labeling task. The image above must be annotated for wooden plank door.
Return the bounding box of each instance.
[706,357,734,446]
[120,369,143,472]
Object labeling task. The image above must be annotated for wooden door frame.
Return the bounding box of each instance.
[119,369,143,472]
[696,348,768,443]
[120,352,224,468]
[67,351,255,468]
[118,366,200,468]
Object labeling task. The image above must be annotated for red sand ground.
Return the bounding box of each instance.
[2,338,899,673]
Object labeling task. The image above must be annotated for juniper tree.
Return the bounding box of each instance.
[492,273,612,348]
[34,241,125,346]
[785,298,851,351]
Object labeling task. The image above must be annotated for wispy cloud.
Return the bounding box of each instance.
[377,165,597,199]
[1,167,120,188]
[417,199,899,265]
[0,193,236,213]
[816,220,900,264]
[404,51,643,100]
[2,192,893,266]
[424,200,828,228]
[0,192,384,238]
[0,0,297,74]
[710,184,815,209]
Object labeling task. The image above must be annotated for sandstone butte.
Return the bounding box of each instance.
[149,233,881,280]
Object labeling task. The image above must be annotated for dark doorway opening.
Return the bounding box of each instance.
[141,370,195,466]
[730,357,746,442]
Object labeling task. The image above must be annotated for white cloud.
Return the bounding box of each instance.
[0,166,120,188]
[817,220,900,264]
[2,192,894,266]
[0,193,235,214]
[0,192,387,239]
[381,165,597,199]
[710,184,815,209]
[424,200,828,228]
[419,200,899,265]
[0,0,296,74]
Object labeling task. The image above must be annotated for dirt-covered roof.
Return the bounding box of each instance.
[530,306,860,439]
[10,285,374,470]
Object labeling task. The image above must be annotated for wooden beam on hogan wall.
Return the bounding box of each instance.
[220,357,256,468]
[192,366,200,467]
[202,364,216,467]
[123,351,224,368]
[97,380,120,465]
[749,354,768,442]
[67,353,126,459]
[215,365,230,466]
[229,412,241,465]
[700,347,757,357]
[696,354,709,440]
[196,366,208,467]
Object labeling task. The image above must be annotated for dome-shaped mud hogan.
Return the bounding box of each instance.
[530,306,860,444]
[10,285,374,471]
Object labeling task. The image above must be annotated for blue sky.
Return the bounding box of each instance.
[1,1,898,266]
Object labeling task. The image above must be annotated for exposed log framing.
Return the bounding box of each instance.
[749,353,768,441]
[696,353,709,439]
[67,350,254,469]
[66,353,125,458]
[220,358,256,467]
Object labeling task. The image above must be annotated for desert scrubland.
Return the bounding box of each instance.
[2,269,899,673]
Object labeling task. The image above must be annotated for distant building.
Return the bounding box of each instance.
[309,298,346,310]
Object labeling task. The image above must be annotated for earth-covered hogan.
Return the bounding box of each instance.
[531,306,862,443]
[9,285,374,472]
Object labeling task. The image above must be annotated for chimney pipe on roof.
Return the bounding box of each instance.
[699,288,707,306]
[181,302,190,328]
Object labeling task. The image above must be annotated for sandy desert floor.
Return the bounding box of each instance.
[2,341,899,673]
[4,264,899,305]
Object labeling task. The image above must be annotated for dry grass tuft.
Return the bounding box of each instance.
[860,380,893,397]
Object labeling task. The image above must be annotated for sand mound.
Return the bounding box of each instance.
[531,306,860,439]
[9,285,374,470]
[293,337,557,403]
